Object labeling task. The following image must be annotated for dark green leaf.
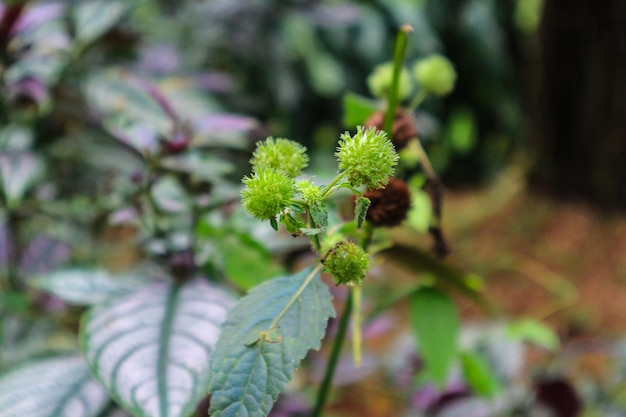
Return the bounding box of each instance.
[270,217,279,231]
[80,279,235,417]
[460,352,502,397]
[355,197,371,229]
[410,287,459,387]
[0,355,109,417]
[209,267,335,417]
[280,211,306,236]
[309,201,328,229]
[342,92,378,127]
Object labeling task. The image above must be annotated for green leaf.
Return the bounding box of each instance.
[151,175,191,214]
[209,267,335,417]
[410,287,459,387]
[0,355,109,417]
[506,319,560,351]
[80,279,235,417]
[280,211,306,236]
[73,0,128,45]
[355,197,371,229]
[406,189,432,233]
[460,351,502,397]
[29,268,150,306]
[310,201,328,229]
[219,234,284,291]
[342,92,378,127]
[0,152,44,209]
[446,107,477,155]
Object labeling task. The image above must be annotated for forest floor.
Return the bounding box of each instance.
[444,166,626,338]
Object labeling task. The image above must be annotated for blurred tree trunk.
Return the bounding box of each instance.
[528,0,626,208]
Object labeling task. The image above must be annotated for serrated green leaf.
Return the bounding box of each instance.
[73,0,128,45]
[506,319,560,351]
[410,287,458,387]
[460,351,502,397]
[209,267,335,417]
[310,201,328,229]
[355,197,371,229]
[342,92,378,127]
[0,355,109,417]
[280,211,306,236]
[29,268,150,306]
[80,279,235,417]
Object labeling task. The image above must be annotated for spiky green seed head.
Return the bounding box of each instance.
[296,179,323,205]
[413,54,457,97]
[323,241,369,286]
[250,137,308,178]
[367,62,413,101]
[241,169,295,220]
[336,126,399,189]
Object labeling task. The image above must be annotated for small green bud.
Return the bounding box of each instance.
[250,137,308,178]
[336,126,399,189]
[367,62,413,100]
[322,241,369,286]
[241,169,295,220]
[413,54,457,96]
[296,179,323,204]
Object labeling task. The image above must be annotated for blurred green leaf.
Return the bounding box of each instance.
[0,151,44,209]
[410,287,459,387]
[506,318,560,351]
[0,355,109,417]
[406,189,432,233]
[342,92,378,127]
[460,351,502,397]
[73,0,128,45]
[446,107,478,155]
[151,175,191,214]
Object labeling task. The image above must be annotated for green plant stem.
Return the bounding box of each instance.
[408,89,427,111]
[310,224,375,417]
[311,290,353,417]
[383,25,413,136]
[320,173,346,200]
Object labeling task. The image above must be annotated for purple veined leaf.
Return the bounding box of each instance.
[20,234,71,277]
[137,43,182,76]
[102,116,160,157]
[0,354,109,417]
[0,151,44,209]
[189,72,234,93]
[191,113,258,148]
[72,0,128,45]
[8,76,50,107]
[10,2,66,36]
[81,278,236,417]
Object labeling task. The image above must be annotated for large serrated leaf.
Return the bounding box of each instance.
[0,355,109,417]
[29,268,150,306]
[209,267,335,417]
[410,287,459,387]
[80,278,235,417]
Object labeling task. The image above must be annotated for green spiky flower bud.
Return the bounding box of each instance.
[322,241,369,286]
[241,169,295,220]
[367,62,413,100]
[336,126,399,189]
[413,54,457,97]
[296,179,323,205]
[250,137,308,178]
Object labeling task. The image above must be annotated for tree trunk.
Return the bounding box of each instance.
[528,0,626,209]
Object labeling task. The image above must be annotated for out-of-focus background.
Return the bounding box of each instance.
[1,1,625,416]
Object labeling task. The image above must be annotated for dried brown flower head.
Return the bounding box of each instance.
[364,108,417,151]
[362,178,411,227]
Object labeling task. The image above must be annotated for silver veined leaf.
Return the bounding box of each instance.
[0,151,44,209]
[80,278,236,417]
[73,0,128,45]
[0,354,109,417]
